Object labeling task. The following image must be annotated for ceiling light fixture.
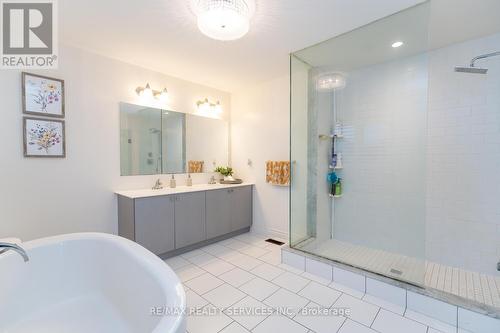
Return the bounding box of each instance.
[195,0,254,41]
[392,41,404,48]
[316,73,346,91]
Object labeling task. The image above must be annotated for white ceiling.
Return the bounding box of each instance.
[294,2,431,71]
[317,0,500,71]
[60,0,425,92]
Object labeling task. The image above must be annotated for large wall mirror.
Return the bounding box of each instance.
[120,102,228,176]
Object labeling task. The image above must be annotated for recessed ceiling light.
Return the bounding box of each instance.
[195,0,255,41]
[392,41,404,48]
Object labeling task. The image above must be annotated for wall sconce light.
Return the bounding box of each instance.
[196,98,222,116]
[136,83,169,102]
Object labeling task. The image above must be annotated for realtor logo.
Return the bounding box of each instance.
[1,0,58,68]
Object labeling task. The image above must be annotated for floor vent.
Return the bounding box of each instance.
[265,238,285,246]
[390,268,403,275]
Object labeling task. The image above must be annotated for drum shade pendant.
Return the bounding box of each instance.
[195,0,253,41]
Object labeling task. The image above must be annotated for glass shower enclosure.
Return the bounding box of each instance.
[290,3,430,286]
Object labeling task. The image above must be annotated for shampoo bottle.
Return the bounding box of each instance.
[335,178,342,196]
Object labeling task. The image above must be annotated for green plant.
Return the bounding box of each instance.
[214,166,234,177]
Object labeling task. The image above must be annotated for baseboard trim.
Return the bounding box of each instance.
[159,227,251,259]
[250,226,287,241]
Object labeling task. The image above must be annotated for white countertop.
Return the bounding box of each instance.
[115,182,254,199]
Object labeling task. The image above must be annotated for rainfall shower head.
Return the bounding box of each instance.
[454,66,488,74]
[454,51,500,74]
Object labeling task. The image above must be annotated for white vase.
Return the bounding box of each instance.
[224,175,235,181]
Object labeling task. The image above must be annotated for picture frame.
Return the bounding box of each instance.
[23,117,66,158]
[22,72,65,118]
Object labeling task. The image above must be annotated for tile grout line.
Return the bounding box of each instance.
[250,262,288,282]
[260,285,285,304]
[215,320,235,333]
[295,279,313,294]
[334,316,347,333]
[221,267,258,287]
[327,293,392,333]
[370,307,381,328]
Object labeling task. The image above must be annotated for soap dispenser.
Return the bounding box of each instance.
[187,174,193,187]
[169,174,176,188]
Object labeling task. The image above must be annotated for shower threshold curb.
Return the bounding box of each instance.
[281,245,500,326]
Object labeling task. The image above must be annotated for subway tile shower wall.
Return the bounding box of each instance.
[426,32,500,275]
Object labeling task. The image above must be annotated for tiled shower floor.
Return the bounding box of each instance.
[165,232,460,333]
[299,238,500,309]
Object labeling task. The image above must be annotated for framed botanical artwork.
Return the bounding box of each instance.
[22,72,65,118]
[23,117,66,158]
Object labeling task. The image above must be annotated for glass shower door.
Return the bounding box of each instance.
[290,2,430,286]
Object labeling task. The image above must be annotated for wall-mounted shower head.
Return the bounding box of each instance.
[454,50,500,74]
[149,128,160,134]
[454,66,488,74]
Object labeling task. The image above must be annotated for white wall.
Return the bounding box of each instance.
[0,45,230,241]
[331,54,428,258]
[231,76,290,239]
[426,32,500,275]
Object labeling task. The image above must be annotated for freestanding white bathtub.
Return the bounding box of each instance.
[0,233,186,333]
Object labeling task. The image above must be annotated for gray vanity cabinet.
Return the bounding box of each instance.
[174,192,206,248]
[117,185,253,257]
[230,186,253,232]
[206,189,232,239]
[134,196,175,255]
[206,186,253,238]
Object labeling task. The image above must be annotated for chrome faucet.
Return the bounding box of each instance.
[152,178,163,190]
[0,242,29,262]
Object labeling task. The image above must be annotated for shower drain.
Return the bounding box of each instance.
[390,268,403,276]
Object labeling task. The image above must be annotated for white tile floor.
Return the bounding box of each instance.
[165,232,454,333]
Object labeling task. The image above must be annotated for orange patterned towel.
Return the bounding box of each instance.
[266,161,290,186]
[188,161,204,173]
